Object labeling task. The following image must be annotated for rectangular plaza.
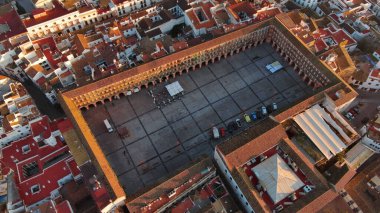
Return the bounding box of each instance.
[82,43,314,195]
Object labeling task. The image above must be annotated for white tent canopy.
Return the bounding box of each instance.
[252,154,304,204]
[266,61,283,73]
[293,105,348,159]
[165,81,184,97]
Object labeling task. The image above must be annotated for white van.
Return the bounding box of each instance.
[104,119,114,133]
[212,127,220,139]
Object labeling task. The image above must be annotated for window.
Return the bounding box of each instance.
[240,194,243,198]
[22,145,30,153]
[245,202,248,206]
[224,169,227,173]
[31,185,40,194]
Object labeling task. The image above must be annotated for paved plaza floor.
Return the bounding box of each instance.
[82,43,315,195]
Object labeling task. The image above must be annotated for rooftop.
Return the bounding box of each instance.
[126,158,217,212]
[186,1,216,30]
[23,1,72,28]
[345,156,380,213]
[0,126,78,206]
[0,9,27,41]
[243,146,311,210]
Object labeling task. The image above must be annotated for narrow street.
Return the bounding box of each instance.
[22,80,65,120]
[349,90,380,129]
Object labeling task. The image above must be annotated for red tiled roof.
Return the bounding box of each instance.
[59,70,73,79]
[0,134,77,206]
[370,69,380,79]
[255,8,281,22]
[55,200,73,213]
[332,29,356,46]
[97,6,110,14]
[111,0,125,5]
[151,49,167,59]
[297,189,338,213]
[57,119,74,134]
[124,35,137,46]
[315,39,328,52]
[0,9,27,41]
[36,76,47,86]
[172,40,188,52]
[30,115,52,139]
[66,158,81,177]
[23,1,71,27]
[32,36,66,69]
[127,158,213,212]
[186,2,216,30]
[329,14,342,24]
[227,1,256,21]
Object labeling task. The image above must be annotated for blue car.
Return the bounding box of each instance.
[251,111,257,121]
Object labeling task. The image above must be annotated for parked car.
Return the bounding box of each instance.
[227,122,238,133]
[345,112,354,120]
[303,185,312,193]
[267,105,273,114]
[251,111,257,121]
[219,127,225,137]
[267,103,278,114]
[353,106,359,114]
[348,108,358,116]
[235,118,242,127]
[272,103,278,111]
[256,110,263,119]
[244,114,251,123]
[212,127,220,139]
[261,106,268,116]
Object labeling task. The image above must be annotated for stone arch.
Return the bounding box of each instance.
[96,101,103,106]
[80,107,87,111]
[104,98,111,103]
[88,104,96,108]
[141,84,147,89]
[119,92,126,97]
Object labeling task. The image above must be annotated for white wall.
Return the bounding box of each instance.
[214,149,254,213]
[0,125,31,148]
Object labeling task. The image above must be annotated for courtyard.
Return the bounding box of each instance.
[82,43,315,195]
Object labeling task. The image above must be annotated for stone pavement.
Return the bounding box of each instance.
[82,43,314,195]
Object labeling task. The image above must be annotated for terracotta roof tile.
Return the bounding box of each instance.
[0,9,27,41]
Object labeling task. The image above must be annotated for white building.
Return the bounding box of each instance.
[291,0,319,10]
[110,0,155,17]
[23,1,114,40]
[350,69,380,92]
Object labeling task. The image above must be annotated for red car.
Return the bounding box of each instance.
[219,127,225,137]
